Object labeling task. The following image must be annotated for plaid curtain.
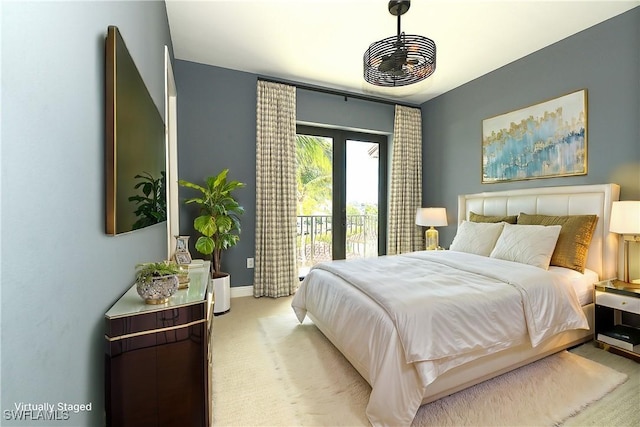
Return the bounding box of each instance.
[254,81,299,297]
[387,105,423,254]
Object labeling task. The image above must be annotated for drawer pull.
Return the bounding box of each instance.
[621,301,627,305]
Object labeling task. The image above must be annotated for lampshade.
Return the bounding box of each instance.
[363,0,436,87]
[415,207,448,227]
[610,200,640,283]
[610,201,640,234]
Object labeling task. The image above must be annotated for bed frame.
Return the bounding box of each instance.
[308,183,620,419]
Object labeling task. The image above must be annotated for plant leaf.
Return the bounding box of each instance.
[194,215,216,237]
[195,236,214,255]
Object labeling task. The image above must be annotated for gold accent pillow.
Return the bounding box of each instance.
[517,213,598,273]
[469,211,517,224]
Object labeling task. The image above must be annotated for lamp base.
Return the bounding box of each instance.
[425,227,439,251]
[622,234,640,283]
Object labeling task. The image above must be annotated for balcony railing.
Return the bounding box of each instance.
[297,214,378,273]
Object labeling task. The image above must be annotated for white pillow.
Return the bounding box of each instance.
[450,221,505,256]
[489,223,562,269]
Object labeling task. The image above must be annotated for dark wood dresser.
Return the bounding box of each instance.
[105,262,213,427]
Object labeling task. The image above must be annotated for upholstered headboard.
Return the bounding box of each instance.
[458,184,620,280]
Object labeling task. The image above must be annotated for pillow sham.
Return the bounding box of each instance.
[450,221,505,256]
[469,211,517,224]
[517,213,598,273]
[489,223,562,270]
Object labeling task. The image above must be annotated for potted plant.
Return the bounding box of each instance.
[179,169,245,314]
[135,261,180,305]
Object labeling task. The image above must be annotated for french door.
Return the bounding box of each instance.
[296,125,387,276]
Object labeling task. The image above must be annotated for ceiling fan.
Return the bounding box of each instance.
[363,0,436,87]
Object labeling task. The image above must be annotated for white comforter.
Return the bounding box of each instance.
[291,251,588,426]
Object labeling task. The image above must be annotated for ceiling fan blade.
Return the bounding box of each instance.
[377,46,409,73]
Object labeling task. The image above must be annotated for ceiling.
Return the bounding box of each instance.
[166,1,639,105]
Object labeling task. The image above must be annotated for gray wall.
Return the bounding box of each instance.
[174,59,395,287]
[1,1,172,425]
[173,61,258,287]
[421,8,640,247]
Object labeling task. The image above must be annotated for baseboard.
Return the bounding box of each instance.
[231,285,254,298]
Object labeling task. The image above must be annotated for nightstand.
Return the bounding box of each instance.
[594,279,640,360]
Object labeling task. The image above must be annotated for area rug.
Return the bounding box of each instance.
[258,313,628,426]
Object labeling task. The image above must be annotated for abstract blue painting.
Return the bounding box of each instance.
[482,90,587,183]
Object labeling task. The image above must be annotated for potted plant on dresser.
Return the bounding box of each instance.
[134,261,180,305]
[179,169,245,315]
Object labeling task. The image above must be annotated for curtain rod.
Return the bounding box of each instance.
[257,77,419,108]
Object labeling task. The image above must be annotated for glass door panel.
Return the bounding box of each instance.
[346,140,379,259]
[296,134,333,277]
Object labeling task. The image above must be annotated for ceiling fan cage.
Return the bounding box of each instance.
[364,33,436,87]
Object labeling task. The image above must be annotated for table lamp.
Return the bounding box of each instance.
[416,207,448,250]
[609,201,640,283]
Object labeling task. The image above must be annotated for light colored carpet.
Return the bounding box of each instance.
[212,296,639,426]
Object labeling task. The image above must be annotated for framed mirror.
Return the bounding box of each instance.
[105,25,166,235]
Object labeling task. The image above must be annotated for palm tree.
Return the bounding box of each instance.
[296,134,332,215]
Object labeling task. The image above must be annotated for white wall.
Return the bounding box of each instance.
[1,1,172,425]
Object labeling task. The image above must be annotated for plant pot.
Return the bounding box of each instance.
[213,274,231,315]
[136,274,179,304]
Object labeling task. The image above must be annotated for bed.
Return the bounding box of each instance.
[291,183,620,427]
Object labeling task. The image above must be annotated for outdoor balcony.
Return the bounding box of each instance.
[297,214,378,277]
